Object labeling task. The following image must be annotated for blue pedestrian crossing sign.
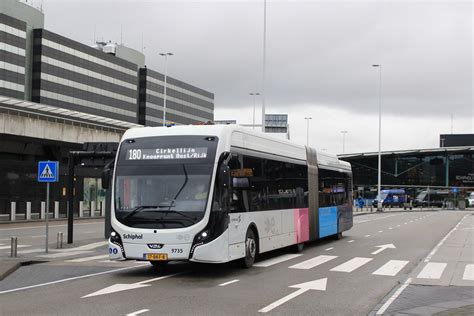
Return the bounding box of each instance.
[38,161,59,182]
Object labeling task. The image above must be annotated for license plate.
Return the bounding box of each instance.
[145,253,168,261]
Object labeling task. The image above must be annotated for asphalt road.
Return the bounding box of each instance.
[0,211,472,316]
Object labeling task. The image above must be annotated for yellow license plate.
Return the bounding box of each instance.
[146,253,168,261]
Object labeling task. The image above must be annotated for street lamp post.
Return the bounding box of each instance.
[304,117,312,147]
[340,131,348,154]
[261,0,267,133]
[372,64,382,211]
[159,52,173,126]
[249,92,260,129]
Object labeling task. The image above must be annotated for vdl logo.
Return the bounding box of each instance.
[109,248,118,255]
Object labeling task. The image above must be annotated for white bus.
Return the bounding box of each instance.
[105,125,353,267]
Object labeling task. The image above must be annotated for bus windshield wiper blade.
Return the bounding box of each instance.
[155,209,197,221]
[122,205,158,220]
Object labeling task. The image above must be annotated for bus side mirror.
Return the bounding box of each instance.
[219,165,231,189]
[101,160,114,190]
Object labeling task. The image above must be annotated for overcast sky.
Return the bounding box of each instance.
[37,0,473,154]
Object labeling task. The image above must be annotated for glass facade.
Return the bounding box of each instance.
[340,149,474,188]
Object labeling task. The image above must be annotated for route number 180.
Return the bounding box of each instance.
[128,149,142,160]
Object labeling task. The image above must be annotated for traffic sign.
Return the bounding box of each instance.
[38,161,59,182]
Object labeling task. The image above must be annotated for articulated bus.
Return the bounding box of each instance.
[106,125,353,267]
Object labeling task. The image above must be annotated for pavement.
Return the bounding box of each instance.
[0,209,472,315]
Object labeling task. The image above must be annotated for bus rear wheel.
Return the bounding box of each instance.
[292,242,305,253]
[241,229,257,268]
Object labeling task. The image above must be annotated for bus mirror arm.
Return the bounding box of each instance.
[101,160,115,190]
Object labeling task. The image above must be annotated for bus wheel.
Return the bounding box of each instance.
[334,232,343,240]
[292,242,304,253]
[150,260,168,268]
[241,229,257,268]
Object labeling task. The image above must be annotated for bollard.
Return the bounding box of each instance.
[56,232,63,249]
[10,201,16,222]
[91,201,96,217]
[10,236,17,257]
[41,201,46,219]
[54,201,59,219]
[79,201,84,218]
[26,201,32,220]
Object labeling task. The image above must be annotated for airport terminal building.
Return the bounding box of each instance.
[339,136,474,200]
[0,0,214,219]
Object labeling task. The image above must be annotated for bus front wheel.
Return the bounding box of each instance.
[241,229,257,268]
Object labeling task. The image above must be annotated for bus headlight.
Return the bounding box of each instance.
[196,230,209,241]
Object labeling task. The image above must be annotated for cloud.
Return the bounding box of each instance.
[42,0,473,151]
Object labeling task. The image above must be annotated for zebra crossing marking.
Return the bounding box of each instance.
[330,257,373,273]
[289,255,337,270]
[325,247,334,251]
[417,262,447,279]
[254,254,303,267]
[462,264,474,281]
[372,260,409,276]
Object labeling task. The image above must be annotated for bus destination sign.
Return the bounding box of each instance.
[126,147,208,160]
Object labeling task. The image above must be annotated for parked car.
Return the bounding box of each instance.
[372,189,406,208]
[413,190,449,208]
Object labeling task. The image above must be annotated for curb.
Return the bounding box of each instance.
[0,261,21,281]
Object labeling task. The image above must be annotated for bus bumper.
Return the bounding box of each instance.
[190,230,229,263]
[108,240,125,261]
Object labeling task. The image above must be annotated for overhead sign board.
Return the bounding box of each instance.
[38,161,59,182]
[265,114,288,133]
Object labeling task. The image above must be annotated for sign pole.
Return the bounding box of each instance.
[45,182,49,253]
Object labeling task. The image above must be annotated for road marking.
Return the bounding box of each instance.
[66,254,109,262]
[462,264,474,281]
[373,260,409,276]
[371,244,396,255]
[37,250,93,258]
[378,230,383,233]
[417,262,447,279]
[364,235,371,237]
[330,257,373,273]
[0,244,30,250]
[388,227,393,230]
[82,272,183,298]
[348,240,354,243]
[376,278,412,314]
[218,279,240,287]
[355,214,401,224]
[0,264,148,295]
[258,278,327,313]
[325,247,334,251]
[424,215,468,263]
[126,309,149,316]
[0,221,103,231]
[397,225,401,227]
[254,254,303,267]
[289,255,337,270]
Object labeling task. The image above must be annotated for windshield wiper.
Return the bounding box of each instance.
[121,205,158,220]
[155,209,197,221]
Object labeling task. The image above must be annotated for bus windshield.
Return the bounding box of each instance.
[114,135,218,229]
